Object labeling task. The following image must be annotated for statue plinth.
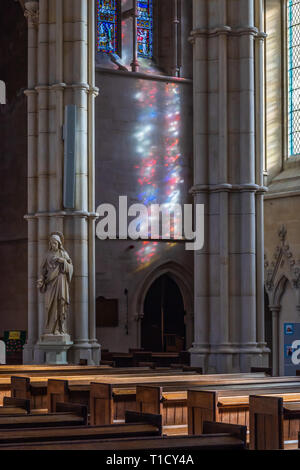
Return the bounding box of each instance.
[37,334,73,365]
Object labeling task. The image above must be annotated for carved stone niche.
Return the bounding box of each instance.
[264,225,300,307]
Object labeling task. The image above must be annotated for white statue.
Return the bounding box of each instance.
[37,232,73,336]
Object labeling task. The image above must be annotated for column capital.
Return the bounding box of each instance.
[190,183,268,195]
[269,305,281,315]
[24,1,39,28]
[189,25,259,43]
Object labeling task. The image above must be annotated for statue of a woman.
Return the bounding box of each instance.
[37,232,73,335]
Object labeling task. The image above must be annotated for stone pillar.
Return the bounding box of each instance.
[190,0,269,372]
[270,306,280,376]
[23,1,39,364]
[255,0,269,356]
[23,0,100,365]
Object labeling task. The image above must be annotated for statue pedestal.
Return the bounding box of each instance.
[37,334,73,365]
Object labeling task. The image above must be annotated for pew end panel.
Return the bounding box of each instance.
[90,383,114,426]
[202,421,247,447]
[136,385,163,416]
[47,380,70,413]
[55,402,88,425]
[249,395,284,450]
[11,376,30,401]
[187,390,217,435]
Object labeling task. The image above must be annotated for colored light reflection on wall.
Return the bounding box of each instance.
[133,81,184,269]
[163,83,184,238]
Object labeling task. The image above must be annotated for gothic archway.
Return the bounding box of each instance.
[141,274,186,352]
[133,261,193,351]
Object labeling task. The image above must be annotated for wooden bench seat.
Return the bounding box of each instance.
[0,402,87,429]
[249,395,300,449]
[0,421,247,451]
[0,411,162,445]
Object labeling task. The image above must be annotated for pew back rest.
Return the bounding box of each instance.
[3,397,30,414]
[54,402,88,425]
[249,395,284,450]
[125,410,162,435]
[90,383,114,426]
[202,421,247,446]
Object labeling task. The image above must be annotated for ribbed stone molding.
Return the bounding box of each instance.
[189,0,270,373]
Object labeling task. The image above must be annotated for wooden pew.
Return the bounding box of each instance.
[0,367,182,405]
[90,376,300,428]
[136,380,300,429]
[187,388,300,442]
[249,395,300,450]
[12,372,269,412]
[0,411,162,446]
[46,371,211,412]
[88,375,270,425]
[0,365,112,376]
[11,376,47,410]
[0,421,247,450]
[0,402,87,429]
[10,370,201,410]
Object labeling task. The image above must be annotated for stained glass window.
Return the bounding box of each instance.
[137,0,153,59]
[288,0,300,156]
[96,0,119,54]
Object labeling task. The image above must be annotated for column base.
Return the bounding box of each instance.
[23,338,101,365]
[68,340,101,365]
[22,342,35,364]
[36,334,73,365]
[190,343,270,373]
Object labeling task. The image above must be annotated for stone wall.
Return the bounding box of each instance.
[94,72,194,352]
[0,0,28,336]
[264,0,300,374]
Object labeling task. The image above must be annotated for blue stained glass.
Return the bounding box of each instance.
[97,0,118,54]
[288,0,300,156]
[137,0,153,59]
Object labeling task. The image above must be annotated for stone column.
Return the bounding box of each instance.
[189,0,210,371]
[23,0,100,364]
[270,306,280,376]
[23,1,39,363]
[190,0,269,372]
[255,0,269,355]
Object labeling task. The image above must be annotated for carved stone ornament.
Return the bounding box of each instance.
[264,225,300,293]
[24,1,39,27]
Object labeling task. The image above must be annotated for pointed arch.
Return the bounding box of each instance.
[132,261,194,349]
[271,274,289,307]
[134,260,193,317]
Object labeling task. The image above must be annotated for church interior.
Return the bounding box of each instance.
[0,0,300,452]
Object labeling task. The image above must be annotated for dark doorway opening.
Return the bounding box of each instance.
[141,274,185,352]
